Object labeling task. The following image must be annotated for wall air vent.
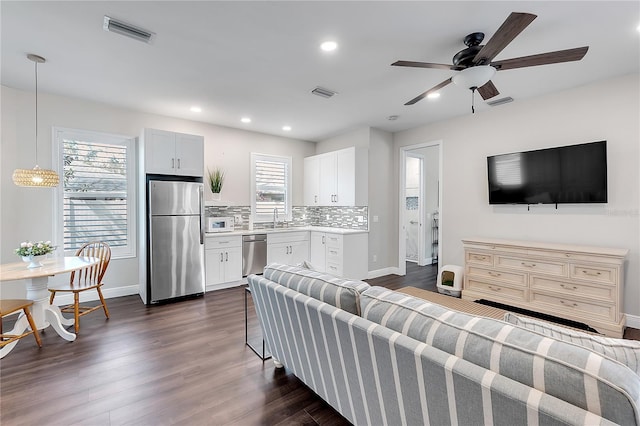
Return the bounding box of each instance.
[487,96,514,107]
[103,16,155,44]
[311,87,337,99]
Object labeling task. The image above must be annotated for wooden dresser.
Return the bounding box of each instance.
[462,238,628,337]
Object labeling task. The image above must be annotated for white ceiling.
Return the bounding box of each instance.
[2,1,638,142]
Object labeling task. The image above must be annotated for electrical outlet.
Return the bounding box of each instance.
[373,215,379,223]
[356,216,363,223]
[234,214,242,224]
[326,214,330,220]
[372,254,377,262]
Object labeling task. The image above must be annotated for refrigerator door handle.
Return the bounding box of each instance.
[199,185,204,245]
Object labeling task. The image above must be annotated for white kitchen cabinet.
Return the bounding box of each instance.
[309,231,368,280]
[144,128,204,177]
[303,147,368,206]
[303,156,320,206]
[205,235,242,290]
[267,232,309,266]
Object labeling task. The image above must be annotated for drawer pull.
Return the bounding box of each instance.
[565,253,572,258]
[560,300,579,308]
[487,286,501,292]
[521,262,537,268]
[560,284,578,290]
[582,270,602,277]
[487,271,502,277]
[472,255,487,260]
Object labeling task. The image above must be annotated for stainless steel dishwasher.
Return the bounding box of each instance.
[242,234,267,277]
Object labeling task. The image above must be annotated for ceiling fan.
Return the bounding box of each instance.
[392,12,589,111]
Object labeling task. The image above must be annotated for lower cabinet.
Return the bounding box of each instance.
[267,232,309,266]
[310,231,368,280]
[205,235,242,290]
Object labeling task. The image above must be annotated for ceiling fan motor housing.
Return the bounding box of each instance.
[453,33,485,68]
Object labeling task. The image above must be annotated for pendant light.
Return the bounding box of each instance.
[12,54,60,187]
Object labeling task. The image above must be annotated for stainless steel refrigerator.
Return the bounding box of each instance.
[148,179,205,303]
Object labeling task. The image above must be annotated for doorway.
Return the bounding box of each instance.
[398,141,442,276]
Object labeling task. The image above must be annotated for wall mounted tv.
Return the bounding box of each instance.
[487,141,607,205]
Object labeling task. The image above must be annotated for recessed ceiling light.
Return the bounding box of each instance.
[282,125,292,131]
[320,41,338,52]
[190,106,202,113]
[241,117,251,123]
[427,92,441,100]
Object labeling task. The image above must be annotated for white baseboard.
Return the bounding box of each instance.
[206,279,245,293]
[367,267,401,279]
[51,285,139,307]
[626,313,640,330]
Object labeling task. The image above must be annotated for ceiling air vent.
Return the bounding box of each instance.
[487,96,514,107]
[103,16,155,44]
[311,87,337,99]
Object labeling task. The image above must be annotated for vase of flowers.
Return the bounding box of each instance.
[15,240,55,268]
[207,167,225,201]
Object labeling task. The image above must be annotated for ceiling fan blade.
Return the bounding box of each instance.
[405,78,452,105]
[473,12,537,65]
[491,46,589,71]
[392,60,456,71]
[477,80,500,100]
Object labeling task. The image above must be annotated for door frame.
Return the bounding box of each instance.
[398,140,443,276]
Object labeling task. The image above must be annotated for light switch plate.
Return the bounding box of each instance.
[234,214,242,224]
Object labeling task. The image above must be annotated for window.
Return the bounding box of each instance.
[54,128,136,258]
[251,153,291,223]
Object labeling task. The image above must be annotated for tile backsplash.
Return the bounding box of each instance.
[205,205,368,231]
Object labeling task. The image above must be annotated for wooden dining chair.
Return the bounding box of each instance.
[48,241,111,333]
[0,299,42,348]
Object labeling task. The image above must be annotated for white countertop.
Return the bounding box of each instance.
[205,226,368,237]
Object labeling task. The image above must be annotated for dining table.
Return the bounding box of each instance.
[0,256,99,358]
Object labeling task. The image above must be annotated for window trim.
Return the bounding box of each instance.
[250,153,292,223]
[53,127,137,259]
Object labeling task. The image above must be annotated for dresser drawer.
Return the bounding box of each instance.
[570,264,617,285]
[530,291,616,321]
[325,234,343,247]
[326,245,342,261]
[496,255,566,276]
[467,266,526,286]
[326,262,343,277]
[465,251,493,266]
[530,276,615,302]
[466,278,527,302]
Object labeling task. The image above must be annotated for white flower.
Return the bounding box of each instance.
[21,242,28,248]
[27,242,33,248]
[45,241,51,245]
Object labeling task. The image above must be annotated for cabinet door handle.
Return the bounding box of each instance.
[220,253,223,262]
[582,270,602,277]
[521,262,537,268]
[177,158,181,169]
[560,300,579,308]
[172,158,175,169]
[225,252,228,262]
[315,195,318,203]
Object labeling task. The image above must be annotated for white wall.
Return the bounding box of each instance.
[394,74,640,316]
[1,85,315,298]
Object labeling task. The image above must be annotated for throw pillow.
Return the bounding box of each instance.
[504,312,640,375]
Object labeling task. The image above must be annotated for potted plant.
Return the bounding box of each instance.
[15,240,55,268]
[207,167,225,201]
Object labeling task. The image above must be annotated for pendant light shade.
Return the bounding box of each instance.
[12,54,60,188]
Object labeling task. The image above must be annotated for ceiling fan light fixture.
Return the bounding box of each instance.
[451,65,496,90]
[427,92,441,100]
[12,54,60,188]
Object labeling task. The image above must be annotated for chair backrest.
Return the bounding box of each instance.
[70,241,111,286]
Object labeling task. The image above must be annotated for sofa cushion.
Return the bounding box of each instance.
[263,263,370,315]
[504,312,640,375]
[360,286,640,424]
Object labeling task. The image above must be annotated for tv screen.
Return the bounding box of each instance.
[487,141,607,205]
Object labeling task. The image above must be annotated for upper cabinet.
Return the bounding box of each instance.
[143,128,204,177]
[304,147,368,206]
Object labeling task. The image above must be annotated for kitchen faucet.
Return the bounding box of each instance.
[273,208,279,229]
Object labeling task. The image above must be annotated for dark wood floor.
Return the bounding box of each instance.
[0,263,435,425]
[2,262,637,425]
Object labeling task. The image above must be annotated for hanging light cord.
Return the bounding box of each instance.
[34,58,39,166]
[471,88,476,114]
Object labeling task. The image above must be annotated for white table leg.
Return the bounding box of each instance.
[0,315,30,359]
[24,276,76,341]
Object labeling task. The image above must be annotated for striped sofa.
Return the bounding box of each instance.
[248,263,640,426]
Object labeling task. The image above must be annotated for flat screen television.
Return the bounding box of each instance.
[487,141,607,205]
